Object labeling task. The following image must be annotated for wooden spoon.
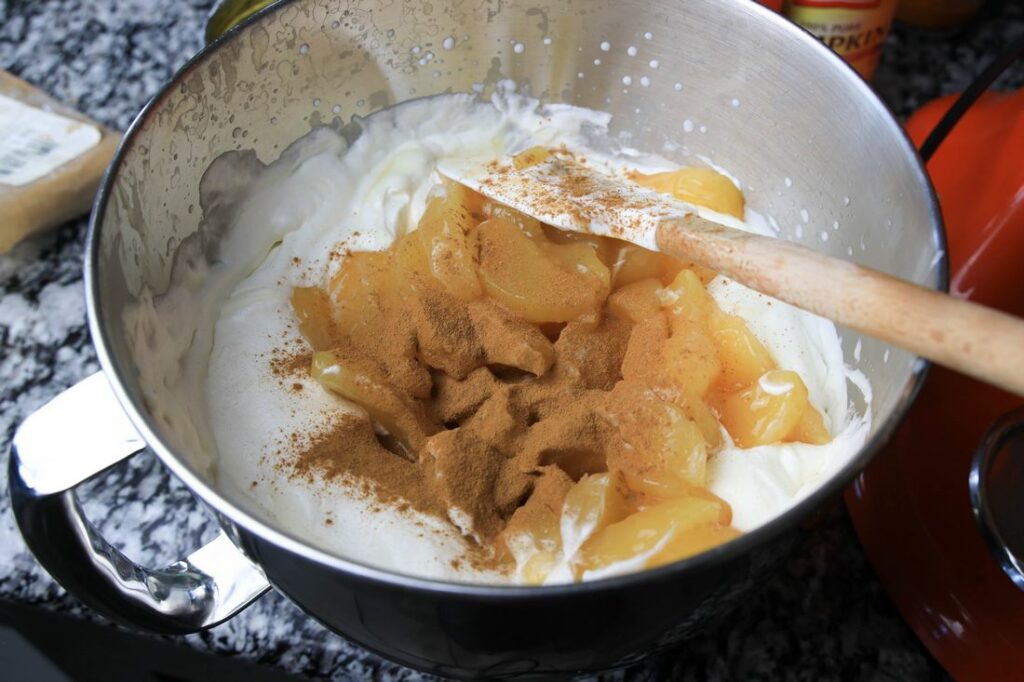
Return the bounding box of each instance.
[439,152,1024,397]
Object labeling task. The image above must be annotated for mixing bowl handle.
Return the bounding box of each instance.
[970,406,1024,592]
[7,372,271,634]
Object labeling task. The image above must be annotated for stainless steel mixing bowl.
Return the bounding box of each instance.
[9,0,943,677]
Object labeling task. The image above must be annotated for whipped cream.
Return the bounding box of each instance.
[196,88,871,583]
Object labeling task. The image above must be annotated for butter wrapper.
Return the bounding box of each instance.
[0,70,120,253]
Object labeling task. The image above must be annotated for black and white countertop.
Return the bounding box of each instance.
[2,1,1022,679]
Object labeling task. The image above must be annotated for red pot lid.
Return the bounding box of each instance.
[845,89,1024,681]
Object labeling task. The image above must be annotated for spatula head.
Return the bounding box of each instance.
[437,149,740,250]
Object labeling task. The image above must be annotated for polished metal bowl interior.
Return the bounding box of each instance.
[92,0,940,584]
[76,0,942,673]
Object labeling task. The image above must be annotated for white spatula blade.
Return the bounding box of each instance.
[437,153,744,251]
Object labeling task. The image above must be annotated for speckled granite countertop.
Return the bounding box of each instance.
[2,1,1022,680]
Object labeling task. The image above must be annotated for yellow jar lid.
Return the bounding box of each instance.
[205,0,276,43]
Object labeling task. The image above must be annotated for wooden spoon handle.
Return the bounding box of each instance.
[657,215,1024,397]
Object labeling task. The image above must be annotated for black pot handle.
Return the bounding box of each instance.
[969,406,1024,591]
[918,33,1024,163]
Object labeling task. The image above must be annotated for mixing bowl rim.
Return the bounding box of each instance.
[85,0,946,598]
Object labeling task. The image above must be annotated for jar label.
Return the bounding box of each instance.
[786,0,897,79]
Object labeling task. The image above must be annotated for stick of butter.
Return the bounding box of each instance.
[0,70,120,253]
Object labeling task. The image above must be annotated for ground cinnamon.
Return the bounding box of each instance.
[258,151,841,583]
[277,163,708,573]
[283,252,643,571]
